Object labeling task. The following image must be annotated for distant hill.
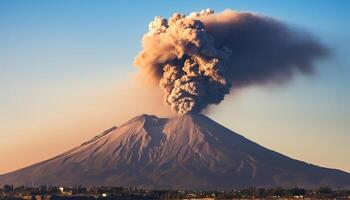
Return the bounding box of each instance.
[1,114,349,190]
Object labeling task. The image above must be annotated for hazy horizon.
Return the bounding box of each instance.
[1,0,349,175]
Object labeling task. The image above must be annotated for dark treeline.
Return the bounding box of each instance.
[1,184,350,199]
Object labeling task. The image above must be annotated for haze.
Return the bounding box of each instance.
[0,0,349,174]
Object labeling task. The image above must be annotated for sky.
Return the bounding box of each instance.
[0,0,349,174]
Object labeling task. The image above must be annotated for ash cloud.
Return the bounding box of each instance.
[134,9,328,115]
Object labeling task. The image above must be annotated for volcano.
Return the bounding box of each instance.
[0,114,349,189]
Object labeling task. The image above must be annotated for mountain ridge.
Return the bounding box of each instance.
[0,114,349,189]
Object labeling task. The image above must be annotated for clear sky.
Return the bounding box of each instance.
[1,0,349,174]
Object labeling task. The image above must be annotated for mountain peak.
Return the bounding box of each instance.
[132,113,204,121]
[128,113,159,122]
[124,113,209,134]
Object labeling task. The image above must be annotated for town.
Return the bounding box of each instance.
[1,185,350,199]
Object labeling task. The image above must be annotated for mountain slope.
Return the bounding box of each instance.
[0,114,349,189]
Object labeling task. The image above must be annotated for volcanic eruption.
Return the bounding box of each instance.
[1,9,348,190]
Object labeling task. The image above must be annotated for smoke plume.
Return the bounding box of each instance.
[135,9,328,115]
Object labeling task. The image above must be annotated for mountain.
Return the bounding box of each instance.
[0,114,349,190]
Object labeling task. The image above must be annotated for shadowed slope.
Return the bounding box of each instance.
[0,114,349,189]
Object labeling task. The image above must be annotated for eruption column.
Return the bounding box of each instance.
[135,9,328,115]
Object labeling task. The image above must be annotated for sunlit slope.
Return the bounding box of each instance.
[1,114,349,189]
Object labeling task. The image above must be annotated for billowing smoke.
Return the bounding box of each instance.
[134,9,328,115]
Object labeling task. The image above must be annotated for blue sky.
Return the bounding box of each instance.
[0,0,349,173]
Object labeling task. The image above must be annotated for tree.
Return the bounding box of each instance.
[317,187,334,198]
[271,187,285,197]
[288,187,306,196]
[3,185,13,193]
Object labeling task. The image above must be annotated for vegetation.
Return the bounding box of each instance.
[1,184,350,199]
